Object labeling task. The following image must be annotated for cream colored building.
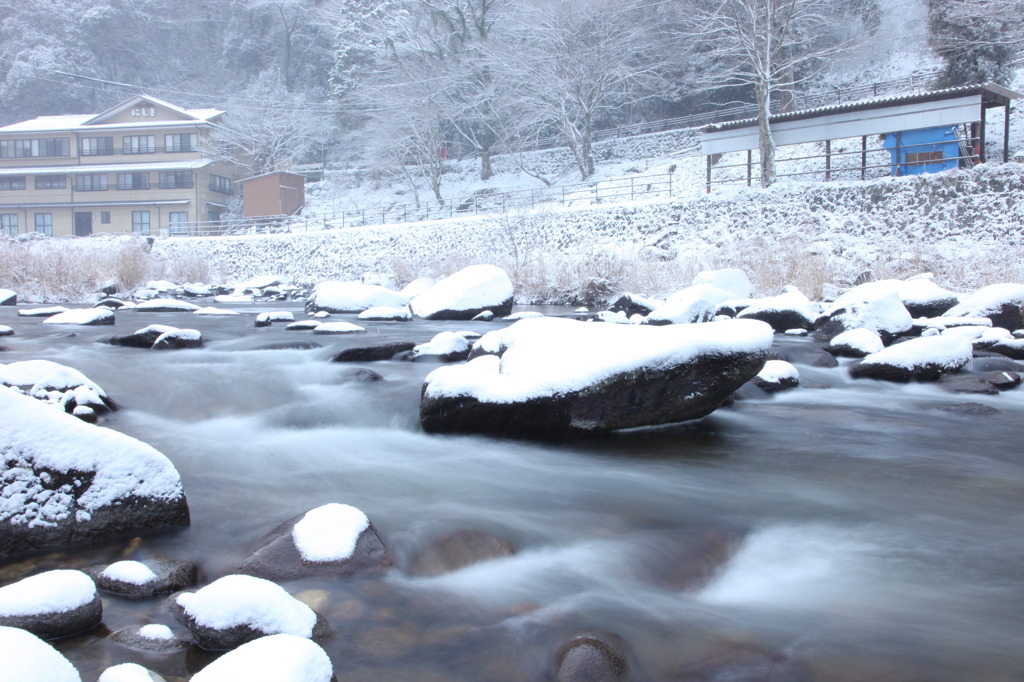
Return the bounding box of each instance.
[0,95,241,238]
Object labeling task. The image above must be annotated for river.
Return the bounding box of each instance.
[2,302,1023,681]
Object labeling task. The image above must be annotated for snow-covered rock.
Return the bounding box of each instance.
[84,557,195,598]
[607,292,661,317]
[0,569,101,639]
[410,264,514,320]
[987,338,1024,360]
[152,329,202,350]
[285,320,320,330]
[0,289,16,306]
[194,306,239,316]
[97,663,166,682]
[238,503,392,581]
[816,286,913,343]
[144,280,178,293]
[827,328,885,358]
[1,360,114,420]
[330,341,415,362]
[215,293,254,304]
[400,277,434,299]
[736,288,818,332]
[409,332,473,362]
[42,308,115,326]
[108,325,178,349]
[238,275,286,291]
[752,360,800,393]
[311,321,366,335]
[647,289,717,326]
[890,276,960,318]
[182,283,213,297]
[109,623,187,654]
[190,634,334,682]
[19,306,69,317]
[592,310,631,324]
[175,574,325,650]
[692,268,752,299]
[357,305,412,321]
[504,311,544,321]
[0,625,81,682]
[0,389,189,560]
[0,325,12,336]
[420,317,773,437]
[850,336,973,382]
[95,298,131,310]
[942,283,1024,330]
[305,280,408,314]
[134,299,200,313]
[254,311,295,327]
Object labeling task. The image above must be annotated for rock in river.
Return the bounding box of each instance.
[0,569,102,639]
[410,264,514,320]
[420,317,773,438]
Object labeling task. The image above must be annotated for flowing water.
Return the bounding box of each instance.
[2,303,1023,681]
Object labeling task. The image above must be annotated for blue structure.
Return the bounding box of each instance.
[883,126,960,176]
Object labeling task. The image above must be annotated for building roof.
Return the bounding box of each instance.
[0,94,224,134]
[0,199,191,209]
[0,160,213,177]
[702,83,1022,134]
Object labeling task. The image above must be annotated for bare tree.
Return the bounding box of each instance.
[501,0,665,181]
[680,0,854,186]
[929,0,1024,85]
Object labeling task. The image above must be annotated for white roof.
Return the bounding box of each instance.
[0,94,224,134]
[0,159,212,176]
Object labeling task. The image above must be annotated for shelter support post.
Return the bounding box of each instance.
[980,107,987,163]
[706,155,712,194]
[861,136,867,180]
[825,140,832,181]
[1005,103,1011,162]
[746,150,752,186]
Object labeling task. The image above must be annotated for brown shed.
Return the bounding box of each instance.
[240,170,305,218]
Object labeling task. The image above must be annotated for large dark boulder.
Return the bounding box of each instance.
[420,318,773,438]
[410,264,514,320]
[942,283,1024,331]
[0,289,16,306]
[331,342,416,362]
[0,570,102,639]
[84,557,196,599]
[0,389,189,562]
[238,503,393,581]
[849,336,973,382]
[815,288,912,344]
[736,289,818,332]
[108,325,177,348]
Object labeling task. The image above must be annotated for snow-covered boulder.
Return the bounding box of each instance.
[647,289,717,326]
[752,360,800,393]
[400,277,434,299]
[1,360,114,421]
[891,276,960,318]
[0,625,81,682]
[238,275,286,291]
[408,529,516,577]
[692,268,752,299]
[305,281,407,314]
[607,292,661,318]
[110,623,187,654]
[175,574,327,650]
[194,306,239,316]
[504,310,544,321]
[182,283,213,298]
[0,289,16,306]
[0,325,12,337]
[96,298,131,310]
[358,305,412,321]
[97,663,167,682]
[986,338,1024,360]
[0,389,189,560]
[108,325,177,349]
[409,332,473,362]
[238,503,392,581]
[816,286,913,343]
[942,283,1024,331]
[134,299,200,313]
[330,342,415,362]
[84,557,195,599]
[42,308,115,326]
[190,634,334,682]
[254,311,295,327]
[285,320,319,331]
[0,570,101,639]
[19,306,69,317]
[827,328,884,358]
[152,328,202,350]
[420,317,773,437]
[410,264,514,320]
[736,288,818,332]
[311,321,366,335]
[850,336,973,382]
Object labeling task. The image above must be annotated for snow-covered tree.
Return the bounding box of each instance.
[929,0,1024,86]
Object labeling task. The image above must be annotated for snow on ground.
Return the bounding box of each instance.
[424,317,773,403]
[0,625,81,682]
[291,503,369,563]
[0,570,95,616]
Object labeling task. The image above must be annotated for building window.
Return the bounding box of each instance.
[101,211,111,224]
[80,136,114,156]
[159,171,193,189]
[34,213,52,236]
[0,176,26,190]
[165,133,199,153]
[209,174,232,194]
[207,210,221,222]
[34,175,67,190]
[168,211,189,230]
[74,174,108,191]
[1,214,17,236]
[122,135,156,154]
[131,210,151,234]
[0,138,70,158]
[117,172,150,190]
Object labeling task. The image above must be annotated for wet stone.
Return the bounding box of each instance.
[407,529,516,577]
[555,634,628,682]
[931,402,1000,416]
